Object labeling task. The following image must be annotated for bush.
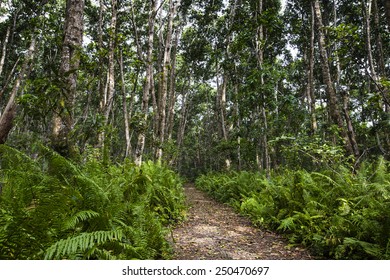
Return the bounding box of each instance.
[0,145,186,259]
[195,158,390,259]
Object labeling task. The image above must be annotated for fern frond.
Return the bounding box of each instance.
[62,210,100,231]
[44,229,124,260]
[277,216,296,232]
[342,237,383,259]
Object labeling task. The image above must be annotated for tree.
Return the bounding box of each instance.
[313,0,359,159]
[51,0,85,157]
[155,0,179,161]
[0,37,36,144]
[134,0,158,166]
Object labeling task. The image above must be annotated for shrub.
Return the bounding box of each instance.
[195,158,390,259]
[0,145,185,259]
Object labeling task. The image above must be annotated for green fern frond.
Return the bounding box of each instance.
[44,229,124,260]
[62,210,100,231]
[341,237,383,259]
[277,216,296,232]
[312,172,341,188]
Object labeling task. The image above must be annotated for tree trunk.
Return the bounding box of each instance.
[0,26,10,78]
[217,73,231,170]
[383,0,390,29]
[120,49,131,159]
[135,0,158,166]
[101,0,117,163]
[51,0,84,157]
[0,37,36,144]
[166,25,182,141]
[373,0,386,76]
[255,0,270,176]
[313,0,357,158]
[364,0,379,83]
[156,0,178,161]
[342,91,360,160]
[176,78,190,150]
[307,4,317,133]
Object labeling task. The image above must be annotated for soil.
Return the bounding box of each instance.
[171,184,313,260]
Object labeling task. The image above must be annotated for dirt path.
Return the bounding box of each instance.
[171,184,313,260]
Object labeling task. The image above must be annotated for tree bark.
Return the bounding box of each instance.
[373,0,386,76]
[313,0,357,158]
[135,0,158,166]
[307,4,317,133]
[101,0,117,163]
[166,25,182,142]
[255,0,270,176]
[51,0,84,157]
[342,91,360,160]
[383,0,390,29]
[156,0,178,161]
[119,49,131,159]
[0,37,36,144]
[0,27,10,78]
[364,0,379,83]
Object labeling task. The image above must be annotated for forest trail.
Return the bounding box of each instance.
[171,184,313,260]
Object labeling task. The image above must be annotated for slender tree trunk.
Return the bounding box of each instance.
[51,0,84,157]
[135,0,158,166]
[342,91,360,160]
[365,0,379,83]
[255,0,270,176]
[233,83,242,170]
[101,0,117,163]
[307,4,317,133]
[119,49,131,159]
[176,77,190,150]
[0,37,36,144]
[383,0,390,29]
[373,0,386,76]
[333,1,341,86]
[167,26,182,141]
[313,0,357,158]
[0,57,20,100]
[218,74,231,170]
[96,0,106,137]
[156,0,178,161]
[0,27,10,78]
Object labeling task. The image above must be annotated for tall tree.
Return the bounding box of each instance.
[134,0,158,166]
[0,37,36,144]
[51,0,85,157]
[313,0,359,159]
[100,0,117,163]
[156,0,179,161]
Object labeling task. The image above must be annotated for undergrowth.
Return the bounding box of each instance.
[195,158,390,259]
[0,145,186,259]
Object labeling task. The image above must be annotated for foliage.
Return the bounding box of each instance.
[196,158,390,259]
[0,145,186,259]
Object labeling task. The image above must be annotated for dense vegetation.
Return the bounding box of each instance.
[196,158,390,259]
[0,144,185,259]
[0,0,389,260]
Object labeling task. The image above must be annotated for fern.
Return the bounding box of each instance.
[62,210,100,231]
[0,145,185,260]
[195,157,390,259]
[277,216,296,232]
[336,237,383,259]
[44,229,124,259]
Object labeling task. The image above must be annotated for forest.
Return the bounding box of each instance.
[0,0,389,259]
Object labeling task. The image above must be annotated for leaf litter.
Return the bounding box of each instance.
[171,184,313,260]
